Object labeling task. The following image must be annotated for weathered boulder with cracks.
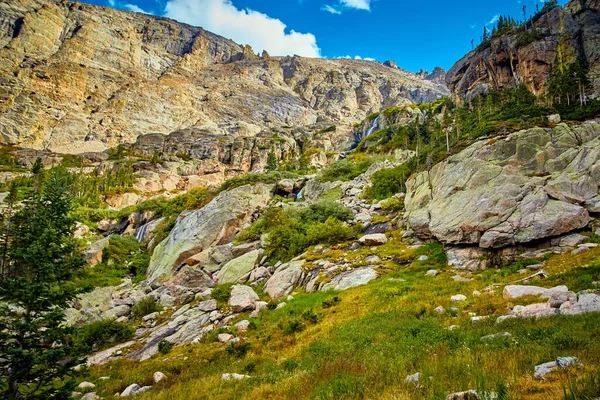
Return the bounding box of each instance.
[405,122,600,261]
[147,184,273,283]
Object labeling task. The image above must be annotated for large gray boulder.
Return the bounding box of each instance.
[321,267,378,291]
[264,261,304,300]
[217,250,261,284]
[147,184,273,283]
[229,285,259,312]
[405,122,599,250]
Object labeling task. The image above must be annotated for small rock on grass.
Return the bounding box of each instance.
[534,357,581,379]
[451,294,467,302]
[404,372,420,383]
[77,382,95,390]
[221,373,251,381]
[153,371,167,383]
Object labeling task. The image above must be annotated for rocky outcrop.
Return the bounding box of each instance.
[146,184,273,283]
[0,0,448,153]
[446,0,600,100]
[405,122,600,256]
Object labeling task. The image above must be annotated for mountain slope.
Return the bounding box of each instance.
[446,0,600,101]
[0,0,449,154]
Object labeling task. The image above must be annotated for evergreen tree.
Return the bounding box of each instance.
[266,151,278,171]
[0,165,86,399]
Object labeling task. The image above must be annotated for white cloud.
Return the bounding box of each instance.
[124,3,151,13]
[107,0,116,6]
[164,0,320,57]
[488,14,500,25]
[338,55,376,61]
[321,4,342,14]
[340,0,371,10]
[321,0,371,14]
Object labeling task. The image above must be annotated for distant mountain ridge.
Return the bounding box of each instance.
[0,0,449,154]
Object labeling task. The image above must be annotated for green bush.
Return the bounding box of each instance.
[211,284,233,305]
[322,296,341,308]
[235,208,287,244]
[264,219,308,263]
[226,341,251,357]
[305,218,353,246]
[282,318,305,335]
[158,339,173,355]
[297,201,353,224]
[74,320,134,354]
[131,297,162,320]
[318,156,377,183]
[364,164,414,200]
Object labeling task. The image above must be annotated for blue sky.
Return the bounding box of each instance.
[85,0,568,72]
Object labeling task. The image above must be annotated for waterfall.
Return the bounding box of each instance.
[365,115,381,137]
[134,223,149,242]
[295,188,304,201]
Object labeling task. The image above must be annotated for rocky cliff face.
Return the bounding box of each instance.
[405,121,600,267]
[0,0,449,154]
[446,0,600,100]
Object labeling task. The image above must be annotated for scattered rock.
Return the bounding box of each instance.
[358,234,388,246]
[496,315,517,324]
[235,320,250,331]
[512,303,559,318]
[221,373,251,381]
[503,285,569,299]
[426,269,439,276]
[228,285,259,312]
[218,333,233,343]
[264,261,303,300]
[451,294,467,302]
[120,383,148,397]
[82,238,110,267]
[80,393,99,400]
[321,267,378,291]
[78,382,95,390]
[481,332,512,341]
[418,255,429,261]
[197,299,218,312]
[534,357,581,379]
[153,371,167,383]
[434,306,445,314]
[560,293,600,315]
[445,390,481,400]
[218,250,261,284]
[404,372,420,384]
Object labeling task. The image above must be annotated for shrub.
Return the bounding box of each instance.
[301,309,319,324]
[298,201,353,224]
[380,197,404,212]
[226,341,251,357]
[131,297,162,320]
[211,284,233,305]
[364,164,414,200]
[158,339,173,354]
[282,359,299,371]
[235,208,287,244]
[282,318,305,335]
[74,320,134,354]
[264,219,308,263]
[305,218,353,246]
[322,296,341,308]
[318,156,377,183]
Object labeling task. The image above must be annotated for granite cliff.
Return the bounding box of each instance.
[0,0,449,154]
[446,0,600,100]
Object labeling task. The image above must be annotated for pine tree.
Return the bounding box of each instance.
[266,151,278,171]
[0,165,86,399]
